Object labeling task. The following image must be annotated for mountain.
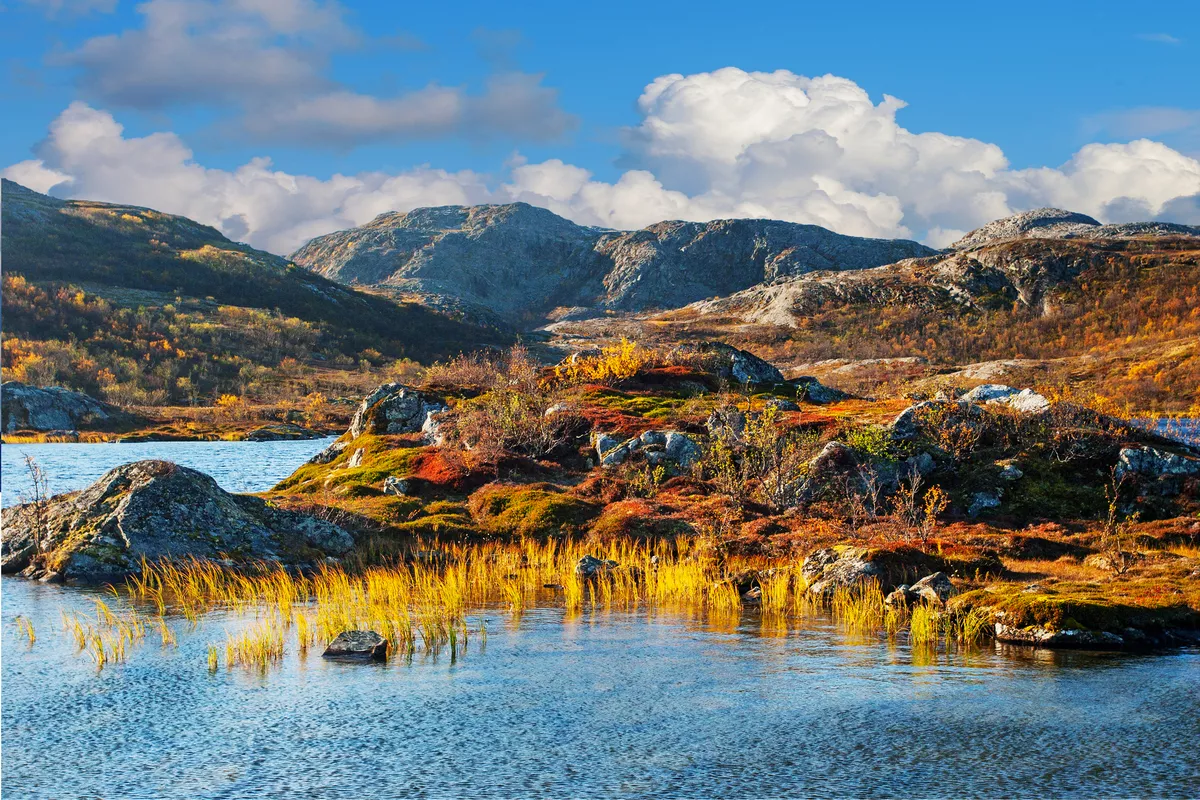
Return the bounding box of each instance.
[290,203,936,320]
[0,180,508,406]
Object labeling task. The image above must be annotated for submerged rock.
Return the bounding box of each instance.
[1,380,136,433]
[0,460,353,584]
[322,630,387,661]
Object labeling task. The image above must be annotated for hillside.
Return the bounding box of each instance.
[554,214,1200,412]
[290,202,935,321]
[0,179,509,407]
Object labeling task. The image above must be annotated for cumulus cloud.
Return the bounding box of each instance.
[58,0,575,145]
[6,69,1200,256]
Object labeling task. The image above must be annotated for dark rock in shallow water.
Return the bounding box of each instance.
[244,423,324,442]
[323,630,387,661]
[576,554,619,580]
[0,460,353,584]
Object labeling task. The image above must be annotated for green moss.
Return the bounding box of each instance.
[394,513,477,538]
[468,483,598,537]
[952,585,1199,632]
[1002,457,1107,520]
[581,388,689,420]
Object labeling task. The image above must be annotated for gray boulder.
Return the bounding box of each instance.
[382,476,409,496]
[684,342,784,386]
[802,547,881,598]
[909,572,955,606]
[322,630,387,661]
[0,460,353,584]
[576,554,619,580]
[349,383,446,439]
[968,490,1003,518]
[792,377,852,404]
[594,429,701,471]
[961,384,1049,414]
[1115,446,1200,496]
[1,381,135,434]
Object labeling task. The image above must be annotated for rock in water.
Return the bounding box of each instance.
[1,380,136,433]
[909,572,956,606]
[576,554,619,580]
[0,460,353,584]
[323,630,387,661]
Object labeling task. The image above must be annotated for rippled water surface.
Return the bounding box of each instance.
[3,442,1200,798]
[3,578,1200,799]
[0,438,335,506]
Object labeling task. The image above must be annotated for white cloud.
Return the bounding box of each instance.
[6,69,1200,257]
[1136,33,1182,45]
[58,0,575,145]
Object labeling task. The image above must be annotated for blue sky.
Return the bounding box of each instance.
[3,0,1199,253]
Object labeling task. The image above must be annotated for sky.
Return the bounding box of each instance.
[2,0,1199,254]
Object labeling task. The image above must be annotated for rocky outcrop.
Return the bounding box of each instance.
[951,208,1200,250]
[961,384,1049,414]
[593,430,701,470]
[322,630,387,661]
[0,460,353,584]
[1116,446,1200,495]
[674,341,785,386]
[349,383,446,439]
[1,381,135,434]
[291,202,935,319]
[950,209,1102,249]
[802,546,944,598]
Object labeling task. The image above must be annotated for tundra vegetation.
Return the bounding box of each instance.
[9,339,1197,671]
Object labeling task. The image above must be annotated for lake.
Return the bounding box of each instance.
[0,437,336,507]
[2,440,1199,798]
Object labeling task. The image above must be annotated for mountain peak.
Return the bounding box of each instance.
[951,208,1101,249]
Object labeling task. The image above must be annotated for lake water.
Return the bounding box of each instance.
[0,437,335,507]
[3,441,1200,798]
[3,579,1200,799]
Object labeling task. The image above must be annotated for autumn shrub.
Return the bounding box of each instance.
[553,338,658,386]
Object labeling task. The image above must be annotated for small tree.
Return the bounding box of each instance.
[19,455,51,562]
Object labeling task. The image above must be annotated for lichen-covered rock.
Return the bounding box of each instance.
[1116,446,1200,485]
[349,383,446,439]
[1,381,135,433]
[802,547,881,598]
[0,460,353,584]
[322,630,387,661]
[683,342,784,386]
[593,430,700,471]
[961,384,1049,414]
[308,439,348,465]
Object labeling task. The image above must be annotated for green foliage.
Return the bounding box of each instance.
[467,483,597,537]
[842,424,894,461]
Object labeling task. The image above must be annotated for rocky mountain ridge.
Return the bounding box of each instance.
[290,202,936,320]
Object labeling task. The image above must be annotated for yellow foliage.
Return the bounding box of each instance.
[552,337,656,386]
